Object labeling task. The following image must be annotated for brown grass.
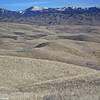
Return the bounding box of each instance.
[0,22,100,99]
[0,56,99,100]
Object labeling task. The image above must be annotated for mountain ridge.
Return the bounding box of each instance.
[0,6,100,25]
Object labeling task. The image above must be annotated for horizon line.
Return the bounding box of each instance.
[0,5,100,11]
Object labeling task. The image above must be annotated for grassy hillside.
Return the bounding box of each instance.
[0,56,100,100]
[0,22,100,70]
[0,22,100,99]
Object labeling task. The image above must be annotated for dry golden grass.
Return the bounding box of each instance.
[0,55,100,100]
[0,22,100,70]
[0,22,100,99]
[0,55,96,87]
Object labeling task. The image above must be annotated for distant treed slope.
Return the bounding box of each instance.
[0,7,100,25]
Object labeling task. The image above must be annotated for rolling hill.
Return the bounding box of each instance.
[0,19,100,99]
[0,55,100,100]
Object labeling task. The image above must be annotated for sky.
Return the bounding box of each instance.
[0,0,100,10]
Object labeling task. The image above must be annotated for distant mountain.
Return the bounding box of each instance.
[0,8,20,17]
[20,6,49,16]
[26,6,48,11]
[0,6,100,25]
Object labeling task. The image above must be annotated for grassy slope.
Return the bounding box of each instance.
[0,22,100,70]
[0,22,100,99]
[0,56,100,100]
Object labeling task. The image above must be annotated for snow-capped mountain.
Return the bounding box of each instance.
[25,6,48,12]
[0,8,11,14]
[19,6,49,16]
[0,6,100,25]
[19,6,44,14]
[56,7,67,11]
[0,8,20,17]
[29,6,48,11]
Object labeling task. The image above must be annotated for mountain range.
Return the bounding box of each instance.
[0,6,100,25]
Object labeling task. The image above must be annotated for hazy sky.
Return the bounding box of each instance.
[0,0,100,10]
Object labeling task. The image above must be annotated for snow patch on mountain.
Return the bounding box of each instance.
[30,6,48,11]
